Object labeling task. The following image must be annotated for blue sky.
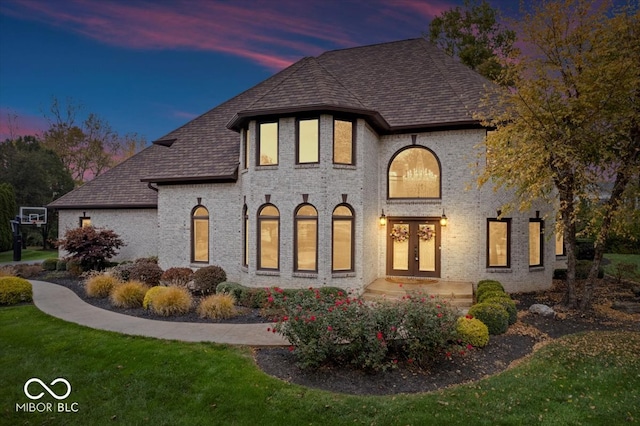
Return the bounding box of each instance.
[0,0,521,143]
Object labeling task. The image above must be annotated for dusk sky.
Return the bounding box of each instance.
[0,0,522,143]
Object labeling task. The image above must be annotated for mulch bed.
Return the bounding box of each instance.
[36,271,640,395]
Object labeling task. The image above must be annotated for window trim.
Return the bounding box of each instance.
[243,127,250,170]
[296,117,320,165]
[191,205,209,264]
[387,146,442,200]
[257,121,279,166]
[486,218,511,268]
[331,203,355,273]
[257,203,280,271]
[242,204,249,267]
[333,118,356,166]
[529,218,544,267]
[293,203,319,272]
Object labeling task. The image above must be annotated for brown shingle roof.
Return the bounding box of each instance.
[50,38,494,208]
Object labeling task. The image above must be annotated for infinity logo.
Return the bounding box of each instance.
[24,378,72,400]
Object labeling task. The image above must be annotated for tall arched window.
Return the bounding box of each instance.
[258,204,279,270]
[192,206,209,263]
[388,146,441,199]
[332,204,354,272]
[242,205,249,267]
[294,204,318,272]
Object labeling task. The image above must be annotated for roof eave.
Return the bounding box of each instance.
[140,167,239,185]
[48,203,158,210]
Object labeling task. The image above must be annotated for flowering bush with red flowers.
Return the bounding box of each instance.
[266,288,459,370]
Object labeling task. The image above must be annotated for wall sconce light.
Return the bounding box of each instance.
[440,210,448,227]
[380,209,387,226]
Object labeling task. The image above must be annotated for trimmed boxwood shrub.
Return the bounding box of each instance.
[484,296,517,325]
[554,269,568,280]
[477,289,508,304]
[0,276,33,304]
[110,280,148,308]
[216,282,245,300]
[468,302,509,335]
[476,280,505,301]
[192,265,226,295]
[42,258,58,271]
[56,260,67,271]
[456,316,489,347]
[85,274,120,298]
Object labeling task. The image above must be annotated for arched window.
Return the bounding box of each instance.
[388,146,441,199]
[294,204,318,272]
[242,205,249,267]
[192,206,209,263]
[258,204,279,270]
[332,204,354,272]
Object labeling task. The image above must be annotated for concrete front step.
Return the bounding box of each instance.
[363,278,474,308]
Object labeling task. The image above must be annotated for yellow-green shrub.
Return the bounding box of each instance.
[85,274,120,298]
[485,296,517,325]
[110,280,148,308]
[468,302,509,335]
[456,316,489,347]
[148,286,192,316]
[143,286,168,309]
[0,276,33,305]
[197,293,237,319]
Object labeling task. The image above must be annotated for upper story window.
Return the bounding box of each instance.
[555,232,565,256]
[334,119,355,165]
[297,118,319,164]
[388,146,441,199]
[243,205,249,267]
[487,218,511,268]
[258,122,278,166]
[243,127,250,169]
[529,219,544,267]
[294,204,318,272]
[258,204,279,270]
[79,216,91,228]
[192,206,209,263]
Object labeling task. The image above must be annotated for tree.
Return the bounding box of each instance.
[0,136,75,248]
[56,226,125,271]
[477,0,640,309]
[428,0,516,81]
[0,183,17,251]
[42,97,146,184]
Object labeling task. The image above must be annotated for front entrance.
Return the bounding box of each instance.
[386,218,441,277]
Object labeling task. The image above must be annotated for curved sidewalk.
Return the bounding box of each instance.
[29,280,289,346]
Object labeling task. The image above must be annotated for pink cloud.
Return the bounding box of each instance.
[0,0,364,71]
[0,108,48,140]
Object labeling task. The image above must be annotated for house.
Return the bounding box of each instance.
[49,38,556,294]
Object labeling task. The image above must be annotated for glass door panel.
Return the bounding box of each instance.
[418,224,436,272]
[391,224,410,270]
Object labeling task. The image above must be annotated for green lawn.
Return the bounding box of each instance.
[0,247,58,264]
[1,305,638,425]
[604,253,640,282]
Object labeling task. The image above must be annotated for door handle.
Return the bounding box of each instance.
[414,246,419,261]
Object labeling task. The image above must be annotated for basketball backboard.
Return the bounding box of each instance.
[19,206,47,225]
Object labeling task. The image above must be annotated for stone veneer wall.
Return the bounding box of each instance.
[57,208,158,262]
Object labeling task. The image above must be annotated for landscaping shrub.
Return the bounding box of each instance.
[110,262,134,282]
[197,293,237,319]
[0,276,33,305]
[160,267,194,287]
[242,287,269,308]
[192,265,226,295]
[42,258,58,271]
[148,286,192,316]
[13,264,42,278]
[143,286,167,309]
[56,226,124,271]
[268,288,458,370]
[476,280,505,302]
[216,282,245,301]
[128,261,163,286]
[0,266,17,277]
[468,302,509,335]
[85,274,120,298]
[456,315,489,347]
[576,239,595,260]
[110,281,148,308]
[477,289,508,304]
[56,260,67,271]
[576,260,604,279]
[484,296,517,325]
[135,256,159,264]
[66,260,83,277]
[553,269,568,280]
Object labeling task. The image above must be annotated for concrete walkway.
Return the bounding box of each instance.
[29,280,289,346]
